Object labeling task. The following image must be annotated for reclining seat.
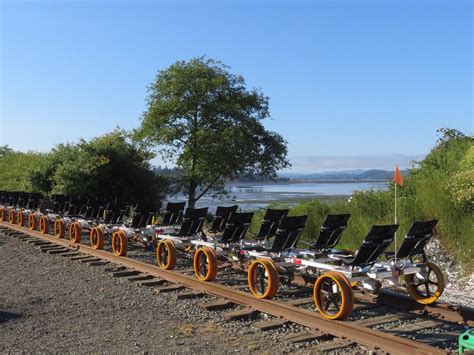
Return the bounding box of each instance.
[385,220,438,262]
[162,202,186,225]
[165,207,209,237]
[27,193,43,210]
[332,225,398,269]
[304,214,351,251]
[179,207,208,237]
[17,192,29,208]
[145,211,157,226]
[217,212,254,244]
[8,191,21,207]
[102,204,118,224]
[130,211,149,229]
[242,215,308,253]
[254,208,290,241]
[209,205,238,233]
[77,198,97,219]
[51,194,67,213]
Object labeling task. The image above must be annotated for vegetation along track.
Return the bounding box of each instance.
[1,221,472,354]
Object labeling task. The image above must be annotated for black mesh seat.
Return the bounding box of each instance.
[26,193,43,209]
[145,211,157,226]
[130,211,150,229]
[209,205,238,232]
[162,202,186,225]
[334,225,398,268]
[243,215,308,253]
[254,208,290,241]
[176,207,209,237]
[8,191,21,206]
[103,208,117,224]
[51,194,68,213]
[385,220,438,261]
[305,214,351,250]
[16,192,29,208]
[217,212,254,243]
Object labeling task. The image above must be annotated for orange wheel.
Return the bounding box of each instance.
[69,222,82,243]
[0,207,5,221]
[405,262,445,305]
[111,230,128,256]
[53,219,65,238]
[17,211,26,226]
[313,271,354,320]
[39,216,50,234]
[156,240,177,270]
[193,247,218,281]
[247,259,280,299]
[90,227,104,250]
[9,209,16,224]
[29,213,38,230]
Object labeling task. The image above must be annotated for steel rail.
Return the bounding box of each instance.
[1,222,446,355]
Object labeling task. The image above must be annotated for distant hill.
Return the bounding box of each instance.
[280,169,407,181]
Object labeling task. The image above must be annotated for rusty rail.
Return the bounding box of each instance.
[0,222,448,354]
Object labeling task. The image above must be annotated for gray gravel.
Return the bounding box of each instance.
[1,226,467,354]
[0,230,357,354]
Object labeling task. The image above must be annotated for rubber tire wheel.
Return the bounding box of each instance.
[9,209,16,224]
[313,271,354,320]
[17,211,26,227]
[90,227,104,250]
[193,247,218,281]
[247,259,280,299]
[39,216,50,234]
[0,207,5,221]
[405,261,445,305]
[156,240,177,270]
[69,222,82,243]
[29,213,38,230]
[112,230,128,256]
[53,219,65,238]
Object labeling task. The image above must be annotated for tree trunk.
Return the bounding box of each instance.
[188,180,197,208]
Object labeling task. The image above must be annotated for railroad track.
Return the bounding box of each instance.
[1,221,472,354]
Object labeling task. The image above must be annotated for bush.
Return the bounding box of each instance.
[30,130,170,211]
[0,147,47,192]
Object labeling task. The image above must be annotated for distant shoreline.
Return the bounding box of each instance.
[228,179,388,186]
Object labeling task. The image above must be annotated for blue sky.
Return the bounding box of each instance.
[1,0,472,172]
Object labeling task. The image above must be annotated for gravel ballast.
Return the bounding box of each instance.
[1,228,469,354]
[0,231,350,353]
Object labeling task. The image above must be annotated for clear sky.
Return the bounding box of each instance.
[1,0,472,172]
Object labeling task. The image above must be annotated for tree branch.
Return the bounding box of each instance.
[195,175,221,201]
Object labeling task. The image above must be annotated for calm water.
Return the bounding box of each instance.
[170,181,387,212]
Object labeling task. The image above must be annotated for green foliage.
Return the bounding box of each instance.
[135,56,289,207]
[30,129,169,210]
[0,147,47,192]
[272,128,473,270]
[406,128,474,265]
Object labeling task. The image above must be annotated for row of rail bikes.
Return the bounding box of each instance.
[155,208,445,320]
[0,191,44,226]
[0,192,446,321]
[89,201,190,256]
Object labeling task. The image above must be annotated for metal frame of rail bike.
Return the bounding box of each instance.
[154,207,210,271]
[268,222,444,320]
[187,212,255,282]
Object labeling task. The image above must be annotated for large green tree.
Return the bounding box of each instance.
[30,129,169,210]
[135,57,290,207]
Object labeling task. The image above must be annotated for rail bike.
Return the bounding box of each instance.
[237,216,445,320]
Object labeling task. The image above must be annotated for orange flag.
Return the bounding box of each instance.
[393,165,404,186]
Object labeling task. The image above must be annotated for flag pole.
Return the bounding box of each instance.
[394,181,397,262]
